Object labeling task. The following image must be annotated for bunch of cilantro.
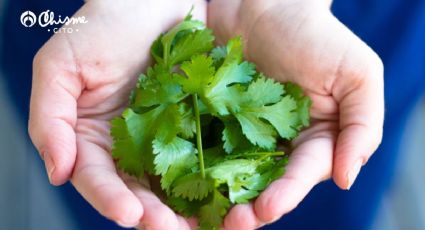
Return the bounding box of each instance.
[111,14,311,229]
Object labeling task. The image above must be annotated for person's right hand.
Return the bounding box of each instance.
[208,0,384,228]
[28,0,205,229]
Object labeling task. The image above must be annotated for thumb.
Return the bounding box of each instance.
[331,31,384,190]
[29,35,82,186]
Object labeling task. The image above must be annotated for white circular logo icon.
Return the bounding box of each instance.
[20,11,37,27]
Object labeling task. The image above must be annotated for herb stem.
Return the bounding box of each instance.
[193,94,205,178]
[246,151,285,157]
[228,151,285,161]
[257,151,285,161]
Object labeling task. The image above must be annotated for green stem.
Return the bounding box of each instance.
[257,151,285,161]
[244,151,285,157]
[228,151,285,161]
[193,94,205,178]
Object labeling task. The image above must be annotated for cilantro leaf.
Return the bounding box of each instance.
[222,120,254,153]
[167,196,202,217]
[133,65,186,108]
[178,54,215,95]
[161,19,205,64]
[110,115,145,177]
[284,82,312,128]
[221,37,243,66]
[232,76,306,149]
[199,190,230,230]
[172,173,214,201]
[207,159,258,203]
[245,75,284,106]
[111,14,311,229]
[111,108,162,175]
[169,29,215,66]
[210,46,227,67]
[178,102,196,139]
[111,104,182,175]
[205,61,255,115]
[152,136,196,175]
[161,152,198,192]
[150,34,164,63]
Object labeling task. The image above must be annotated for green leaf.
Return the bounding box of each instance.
[255,96,299,139]
[172,173,214,201]
[167,196,202,217]
[178,54,215,95]
[111,116,145,177]
[150,34,164,63]
[221,37,243,66]
[152,136,196,175]
[210,46,227,67]
[203,145,226,168]
[222,121,241,153]
[206,156,286,203]
[222,120,254,153]
[246,157,288,191]
[111,104,183,175]
[205,61,256,115]
[234,111,277,149]
[133,65,186,108]
[178,102,196,139]
[111,15,312,229]
[161,19,205,65]
[169,29,215,66]
[284,82,312,128]
[207,159,258,203]
[245,75,284,106]
[232,76,305,149]
[161,152,198,192]
[111,109,156,175]
[228,177,260,203]
[199,190,230,230]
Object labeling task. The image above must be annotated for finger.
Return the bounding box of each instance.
[71,134,143,228]
[254,122,337,223]
[29,37,82,185]
[207,0,242,44]
[331,37,384,190]
[122,175,193,230]
[223,203,263,230]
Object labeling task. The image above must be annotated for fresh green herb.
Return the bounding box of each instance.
[111,14,311,229]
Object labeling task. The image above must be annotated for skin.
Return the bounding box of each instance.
[208,0,384,229]
[29,0,384,229]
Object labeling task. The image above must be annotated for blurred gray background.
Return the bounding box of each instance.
[0,1,424,230]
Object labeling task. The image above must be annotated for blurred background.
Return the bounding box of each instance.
[0,0,424,230]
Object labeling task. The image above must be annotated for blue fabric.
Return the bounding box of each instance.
[1,1,424,230]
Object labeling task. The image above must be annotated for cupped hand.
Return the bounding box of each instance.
[28,0,206,228]
[208,0,384,228]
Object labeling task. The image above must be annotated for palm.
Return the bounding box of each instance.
[208,1,383,229]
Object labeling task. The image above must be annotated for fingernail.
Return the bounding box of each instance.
[44,152,55,183]
[116,220,139,228]
[347,159,363,190]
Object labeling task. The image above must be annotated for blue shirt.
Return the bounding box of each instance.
[1,0,424,229]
